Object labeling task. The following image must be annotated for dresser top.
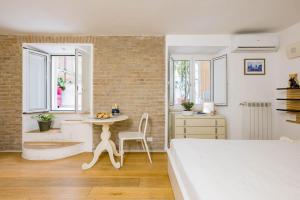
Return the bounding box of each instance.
[175,113,225,119]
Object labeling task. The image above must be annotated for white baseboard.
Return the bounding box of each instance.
[123,149,166,153]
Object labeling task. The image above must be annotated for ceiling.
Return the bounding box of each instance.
[0,0,300,35]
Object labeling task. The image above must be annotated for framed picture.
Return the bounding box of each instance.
[244,59,265,75]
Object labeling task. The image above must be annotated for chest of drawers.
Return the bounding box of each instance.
[172,114,226,139]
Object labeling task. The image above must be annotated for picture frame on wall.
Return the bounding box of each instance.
[244,58,265,75]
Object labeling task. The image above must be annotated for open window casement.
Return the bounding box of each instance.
[75,48,90,113]
[212,55,227,106]
[23,48,50,113]
[168,57,174,106]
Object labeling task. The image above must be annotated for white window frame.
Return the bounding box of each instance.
[23,43,93,114]
[50,49,89,113]
[212,55,228,106]
[76,48,91,113]
[50,55,77,112]
[193,59,213,104]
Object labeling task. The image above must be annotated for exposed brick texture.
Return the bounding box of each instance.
[0,35,165,151]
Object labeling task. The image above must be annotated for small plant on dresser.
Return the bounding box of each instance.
[181,100,194,116]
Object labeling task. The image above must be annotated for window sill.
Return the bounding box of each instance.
[23,111,90,116]
[49,111,90,115]
[169,104,203,111]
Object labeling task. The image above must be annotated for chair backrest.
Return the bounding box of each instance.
[138,113,149,137]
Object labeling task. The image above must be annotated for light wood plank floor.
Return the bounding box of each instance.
[0,152,174,200]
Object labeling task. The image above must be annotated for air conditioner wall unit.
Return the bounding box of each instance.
[231,34,279,53]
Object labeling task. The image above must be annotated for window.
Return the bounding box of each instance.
[194,60,211,104]
[170,58,212,106]
[51,55,82,111]
[51,54,84,112]
[173,60,191,105]
[23,46,91,113]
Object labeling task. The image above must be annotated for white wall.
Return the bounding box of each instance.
[167,23,300,140]
[217,51,278,139]
[217,27,300,139]
[272,22,300,139]
[166,35,231,47]
[219,23,300,140]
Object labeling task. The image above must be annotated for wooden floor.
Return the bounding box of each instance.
[0,152,174,200]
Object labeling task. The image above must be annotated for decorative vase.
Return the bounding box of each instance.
[182,110,193,116]
[38,121,52,132]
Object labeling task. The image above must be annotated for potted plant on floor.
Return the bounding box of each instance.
[181,100,194,116]
[32,113,55,131]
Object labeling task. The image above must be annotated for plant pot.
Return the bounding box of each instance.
[38,121,52,132]
[182,110,194,116]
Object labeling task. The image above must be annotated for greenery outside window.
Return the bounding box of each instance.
[169,58,212,107]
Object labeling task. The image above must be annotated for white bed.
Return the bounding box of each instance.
[167,139,300,200]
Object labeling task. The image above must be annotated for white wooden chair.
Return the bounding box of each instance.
[118,113,152,166]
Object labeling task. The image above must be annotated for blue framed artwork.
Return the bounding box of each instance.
[244,59,265,75]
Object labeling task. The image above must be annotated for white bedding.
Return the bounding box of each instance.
[169,139,300,200]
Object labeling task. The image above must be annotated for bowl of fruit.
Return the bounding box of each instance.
[96,112,113,119]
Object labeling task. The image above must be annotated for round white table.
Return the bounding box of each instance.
[82,115,128,169]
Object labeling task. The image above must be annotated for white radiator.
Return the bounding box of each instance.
[240,102,272,140]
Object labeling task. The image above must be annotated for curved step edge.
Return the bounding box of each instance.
[22,142,85,160]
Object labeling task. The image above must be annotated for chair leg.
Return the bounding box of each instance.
[141,139,146,151]
[120,139,124,166]
[143,138,152,164]
[118,140,121,165]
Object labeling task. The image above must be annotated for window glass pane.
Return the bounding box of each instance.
[28,52,47,111]
[173,60,190,104]
[213,56,227,105]
[51,56,75,111]
[194,60,211,104]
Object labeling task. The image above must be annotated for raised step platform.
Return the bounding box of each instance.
[23,129,70,142]
[26,129,61,134]
[23,141,82,149]
[22,141,85,160]
[22,123,92,160]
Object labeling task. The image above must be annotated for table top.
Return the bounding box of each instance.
[85,115,128,125]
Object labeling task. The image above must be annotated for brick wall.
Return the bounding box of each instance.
[0,35,165,151]
[0,36,22,151]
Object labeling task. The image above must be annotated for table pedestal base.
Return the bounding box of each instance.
[82,123,121,169]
